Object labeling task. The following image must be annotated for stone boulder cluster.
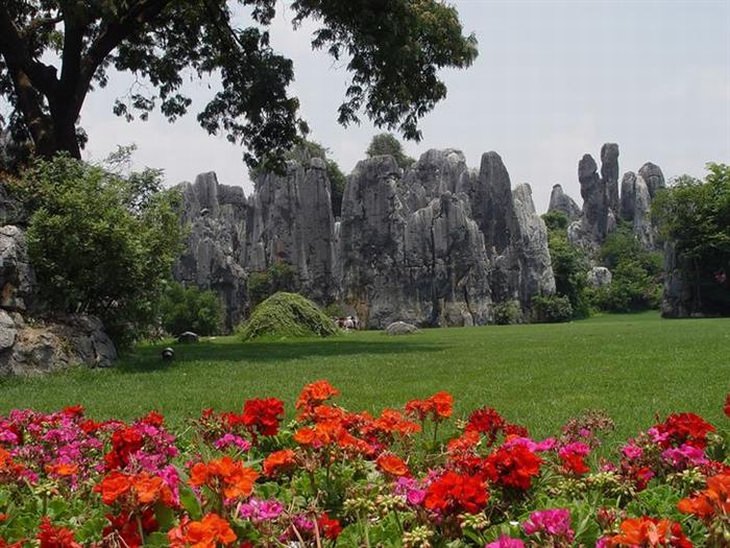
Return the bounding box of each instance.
[175,149,556,329]
[0,191,117,375]
[552,143,664,252]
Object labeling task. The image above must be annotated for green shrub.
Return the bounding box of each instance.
[239,292,338,341]
[23,154,182,347]
[531,295,573,323]
[493,300,522,325]
[159,282,223,336]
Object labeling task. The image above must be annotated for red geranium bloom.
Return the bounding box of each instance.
[653,413,715,449]
[189,456,258,500]
[105,426,144,469]
[405,392,454,423]
[36,517,81,548]
[102,508,158,548]
[61,405,85,418]
[466,407,506,445]
[241,397,285,437]
[724,394,730,418]
[604,516,692,547]
[317,513,343,540]
[484,444,542,491]
[424,470,489,515]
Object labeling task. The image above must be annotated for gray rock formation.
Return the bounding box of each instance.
[577,153,610,246]
[587,266,613,288]
[247,158,337,304]
[631,175,655,249]
[174,172,248,331]
[619,171,638,222]
[0,225,36,312]
[0,312,116,376]
[601,143,620,214]
[638,162,665,199]
[661,242,693,318]
[548,184,581,221]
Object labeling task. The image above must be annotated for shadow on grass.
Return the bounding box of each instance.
[117,338,447,373]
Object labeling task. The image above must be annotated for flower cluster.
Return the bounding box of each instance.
[0,383,726,546]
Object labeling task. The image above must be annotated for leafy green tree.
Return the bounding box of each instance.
[652,163,730,315]
[22,154,183,346]
[248,262,297,307]
[159,282,223,336]
[366,133,415,169]
[0,1,477,168]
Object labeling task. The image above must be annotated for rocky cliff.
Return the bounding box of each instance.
[176,149,556,329]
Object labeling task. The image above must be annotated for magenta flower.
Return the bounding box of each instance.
[213,433,252,452]
[523,508,574,542]
[239,498,285,522]
[621,442,643,460]
[661,443,708,469]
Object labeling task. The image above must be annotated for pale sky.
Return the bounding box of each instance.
[77,0,730,213]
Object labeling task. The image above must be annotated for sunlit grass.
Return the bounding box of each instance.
[1,311,728,448]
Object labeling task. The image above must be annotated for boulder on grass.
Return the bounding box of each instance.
[385,321,419,336]
[177,331,199,343]
[239,292,338,341]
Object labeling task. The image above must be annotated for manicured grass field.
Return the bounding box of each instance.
[1,312,728,448]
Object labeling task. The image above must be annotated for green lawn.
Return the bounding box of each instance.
[1,312,728,449]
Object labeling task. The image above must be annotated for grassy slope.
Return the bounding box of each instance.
[0,312,727,448]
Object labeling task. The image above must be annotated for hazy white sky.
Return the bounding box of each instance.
[79,0,730,212]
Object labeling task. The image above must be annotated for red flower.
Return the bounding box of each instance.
[317,513,343,540]
[61,405,85,418]
[105,426,143,470]
[102,509,158,548]
[484,444,542,491]
[241,397,285,437]
[678,473,730,521]
[604,516,692,547]
[653,413,715,449]
[724,394,730,418]
[466,407,506,445]
[36,517,81,548]
[405,392,454,423]
[424,470,489,515]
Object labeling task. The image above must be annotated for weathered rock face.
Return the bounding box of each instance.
[0,225,36,312]
[661,242,694,318]
[587,266,613,288]
[247,158,337,304]
[0,311,116,375]
[548,184,581,221]
[601,143,620,214]
[638,162,665,199]
[174,172,249,331]
[631,175,655,249]
[576,153,610,246]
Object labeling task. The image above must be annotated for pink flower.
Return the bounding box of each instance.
[485,536,525,548]
[558,442,590,458]
[523,508,574,542]
[661,443,708,469]
[395,477,427,506]
[239,498,285,522]
[503,437,557,453]
[621,442,643,460]
[214,433,252,452]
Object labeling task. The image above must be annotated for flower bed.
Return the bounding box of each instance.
[0,382,728,547]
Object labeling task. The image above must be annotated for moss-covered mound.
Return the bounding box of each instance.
[240,292,338,341]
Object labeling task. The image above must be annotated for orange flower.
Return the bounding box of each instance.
[430,392,454,419]
[133,473,175,506]
[95,471,132,505]
[295,380,340,417]
[405,392,454,423]
[188,457,258,500]
[606,516,692,547]
[372,409,421,436]
[377,453,410,477]
[263,449,297,477]
[678,473,730,521]
[45,462,79,478]
[168,513,236,548]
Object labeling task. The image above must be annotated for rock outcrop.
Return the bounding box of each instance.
[174,172,249,331]
[0,225,36,312]
[638,162,665,199]
[548,184,581,221]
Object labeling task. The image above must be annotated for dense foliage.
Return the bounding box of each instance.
[239,291,338,341]
[531,294,574,323]
[0,1,477,168]
[0,382,727,546]
[652,164,730,316]
[21,154,182,346]
[247,262,298,308]
[542,212,591,319]
[159,282,223,337]
[590,224,663,313]
[366,133,415,169]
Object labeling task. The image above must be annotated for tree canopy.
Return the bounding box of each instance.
[366,132,415,168]
[0,1,477,169]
